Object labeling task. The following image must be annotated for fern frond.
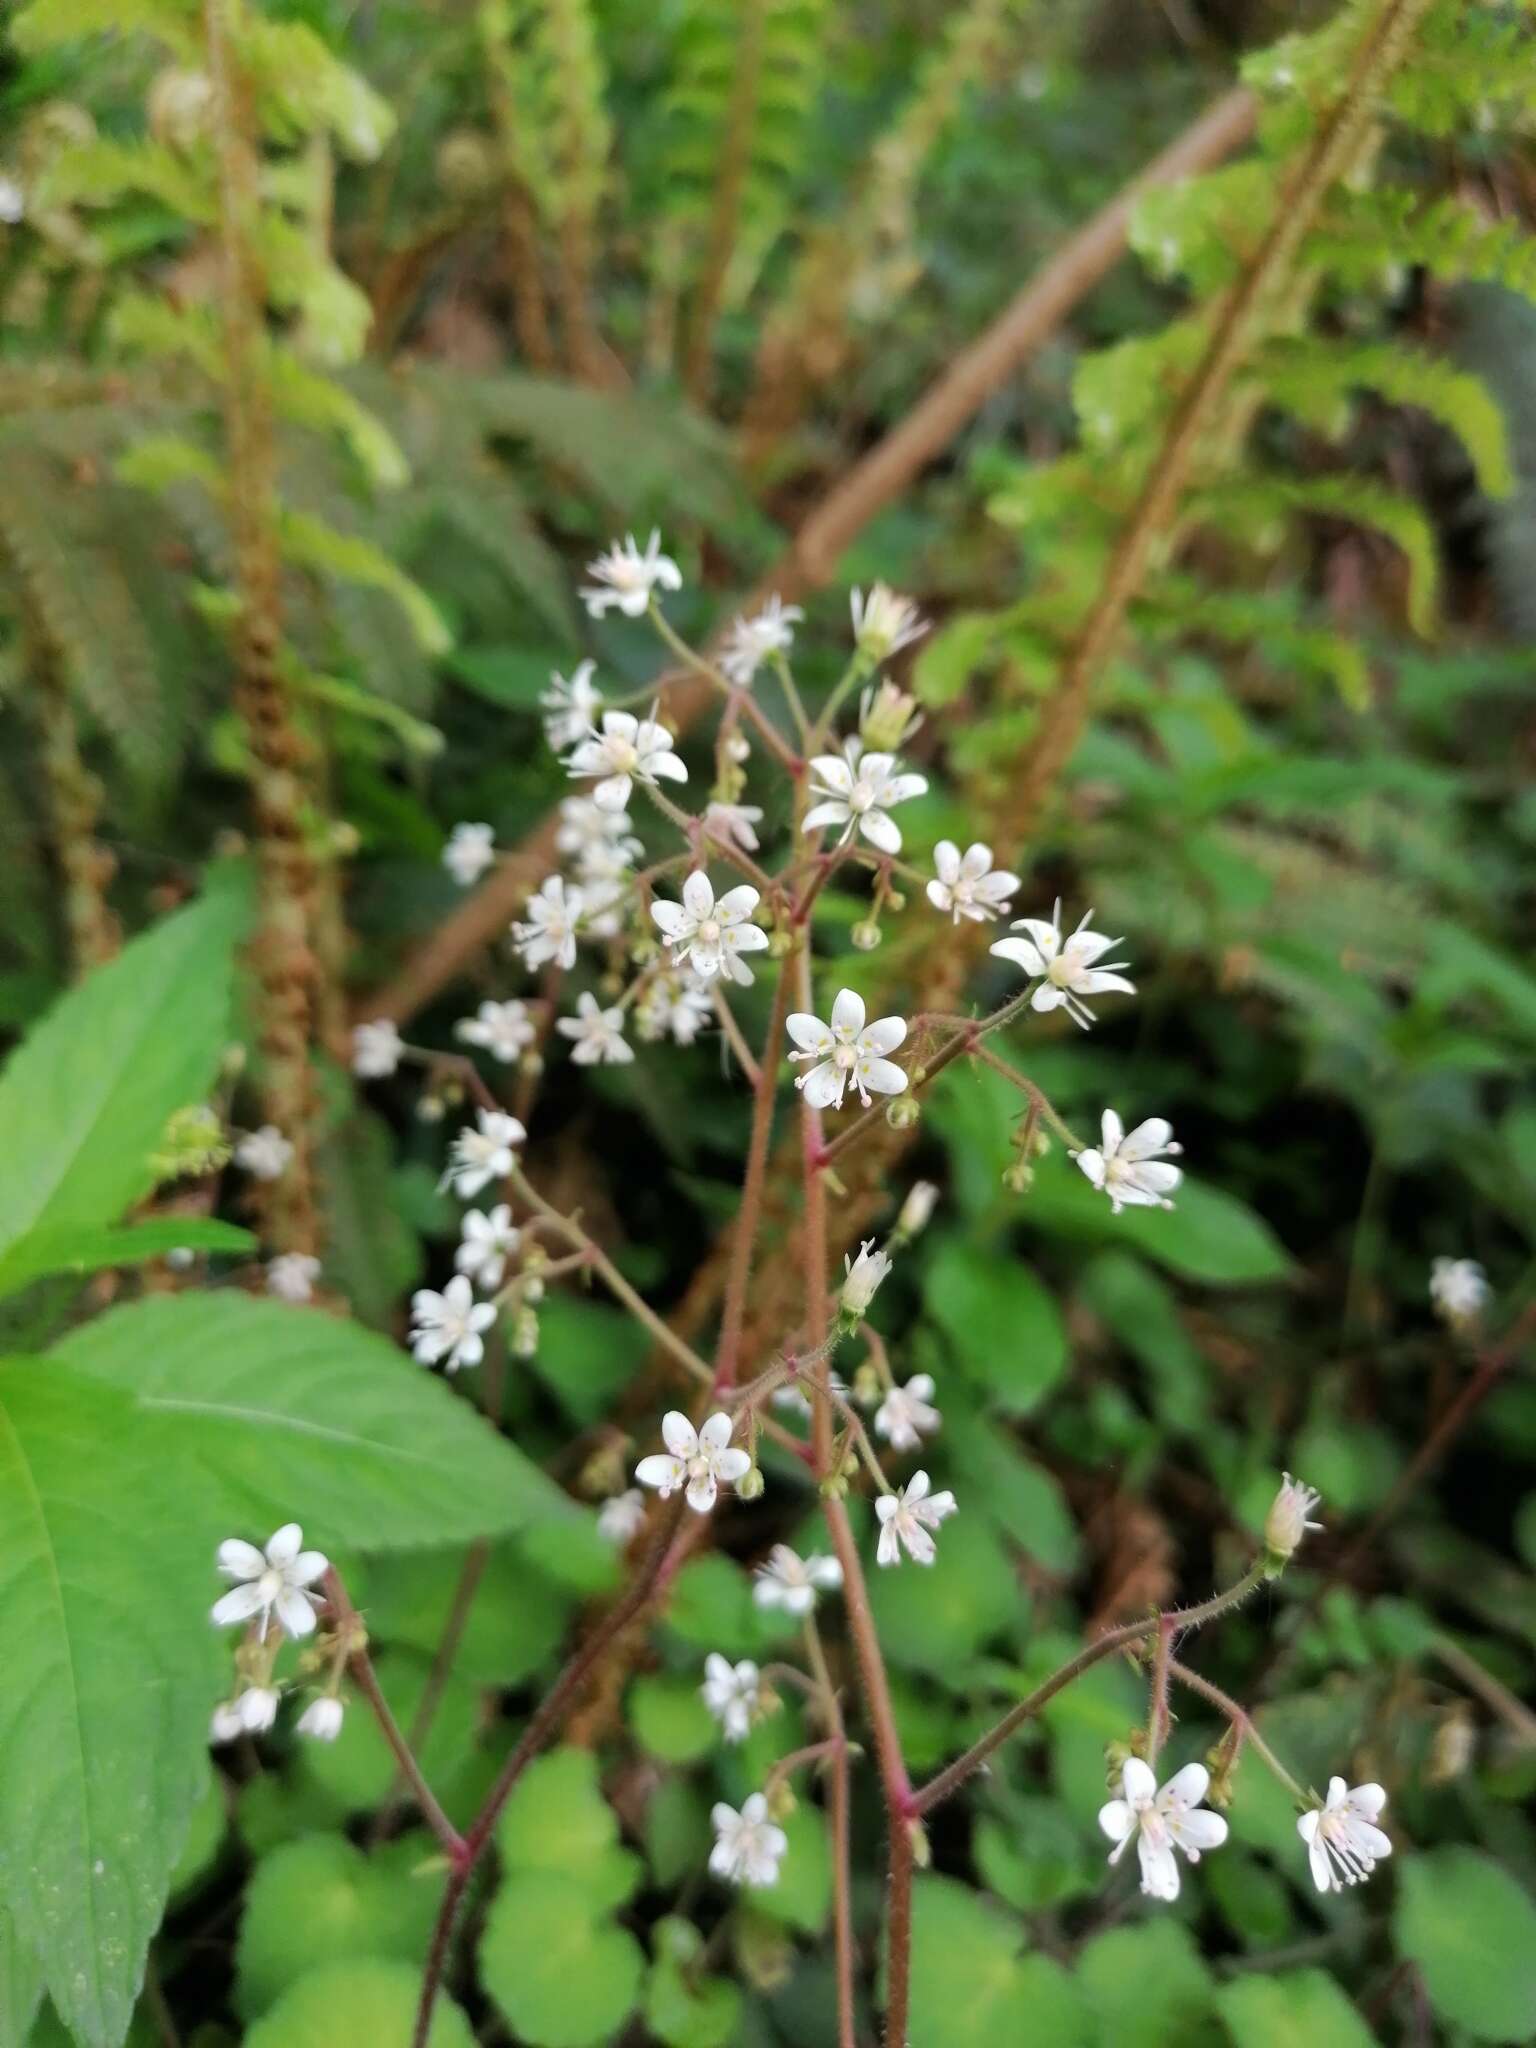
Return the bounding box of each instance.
[108,291,223,376]
[279,507,451,656]
[267,356,408,490]
[114,431,224,496]
[240,19,396,163]
[9,0,198,60]
[32,137,215,224]
[255,216,375,365]
[1311,189,1536,303]
[1135,578,1374,709]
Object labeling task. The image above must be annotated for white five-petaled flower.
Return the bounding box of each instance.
[874,1374,942,1454]
[1265,1472,1323,1563]
[701,1653,762,1743]
[1099,1758,1229,1901]
[875,1470,957,1567]
[411,1272,497,1372]
[719,595,803,685]
[455,1204,521,1289]
[803,738,927,854]
[850,582,927,661]
[556,795,643,869]
[786,988,908,1111]
[443,821,496,887]
[558,991,635,1066]
[352,1017,404,1079]
[926,841,1020,925]
[1075,1110,1183,1215]
[651,871,768,985]
[581,530,682,618]
[236,1124,293,1182]
[542,660,604,748]
[1430,1256,1489,1325]
[566,705,687,814]
[636,1410,752,1514]
[635,971,714,1047]
[841,1238,892,1318]
[710,1794,787,1889]
[512,874,584,972]
[212,1523,328,1640]
[444,1107,526,1198]
[297,1696,345,1742]
[456,998,537,1064]
[989,900,1135,1029]
[266,1253,321,1304]
[1297,1778,1391,1893]
[703,800,765,853]
[753,1543,843,1616]
[597,1488,646,1546]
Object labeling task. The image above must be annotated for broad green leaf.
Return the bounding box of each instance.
[1077,1250,1209,1431]
[50,1292,568,1551]
[925,1240,1067,1415]
[1395,1848,1536,2042]
[1077,1921,1219,2047]
[644,1916,742,2048]
[0,1906,43,2046]
[296,1652,480,1823]
[167,1759,227,1903]
[973,1801,1094,1913]
[236,1835,439,2017]
[0,878,248,1259]
[0,1361,219,2048]
[317,1107,423,1330]
[363,1542,570,1687]
[0,1217,254,1300]
[943,1414,1081,1571]
[495,1749,642,1913]
[629,1672,717,1763]
[478,1874,645,2048]
[868,1510,1021,1674]
[907,1876,1086,2044]
[243,1958,475,2048]
[1216,1969,1376,2048]
[749,1803,831,1936]
[1022,1156,1293,1286]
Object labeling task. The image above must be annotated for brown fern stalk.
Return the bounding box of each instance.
[546,0,614,385]
[29,626,118,976]
[205,0,322,1257]
[681,0,767,404]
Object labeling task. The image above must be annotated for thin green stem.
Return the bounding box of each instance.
[1167,1657,1308,1802]
[649,605,801,770]
[713,951,795,1390]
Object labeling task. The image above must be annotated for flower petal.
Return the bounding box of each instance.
[683,869,714,918]
[211,1583,266,1628]
[686,1471,719,1514]
[662,1411,699,1457]
[1121,1756,1157,1805]
[712,1448,752,1484]
[1098,1799,1134,1845]
[830,987,866,1038]
[786,1013,832,1052]
[276,1587,318,1638]
[859,1014,907,1055]
[990,936,1047,977]
[699,1411,734,1450]
[217,1539,266,1581]
[798,1061,845,1110]
[858,809,902,854]
[1161,1762,1210,1810]
[636,1453,684,1492]
[265,1523,303,1567]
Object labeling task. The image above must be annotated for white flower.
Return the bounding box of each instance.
[566,705,687,814]
[701,1653,762,1742]
[703,800,765,853]
[266,1253,321,1303]
[651,871,768,986]
[581,530,682,618]
[512,874,584,972]
[1297,1777,1392,1893]
[443,1107,526,1198]
[455,1204,521,1289]
[556,795,642,869]
[874,1374,941,1454]
[1099,1758,1229,1901]
[636,1410,752,1514]
[753,1543,843,1616]
[786,987,907,1111]
[411,1272,498,1372]
[803,738,927,854]
[1265,1472,1322,1563]
[557,990,635,1066]
[719,595,803,685]
[443,821,496,886]
[1075,1110,1183,1215]
[989,900,1135,1029]
[874,1470,957,1566]
[209,1700,246,1745]
[709,1794,787,1889]
[0,175,25,226]
[211,1522,328,1640]
[456,998,536,1064]
[352,1017,404,1078]
[850,582,926,661]
[896,1181,939,1238]
[926,841,1020,925]
[236,1124,293,1181]
[297,1696,345,1742]
[597,1488,646,1546]
[841,1239,892,1318]
[635,971,714,1047]
[1430,1256,1489,1325]
[236,1685,281,1733]
[542,660,604,748]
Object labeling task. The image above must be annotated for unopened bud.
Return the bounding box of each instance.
[765,1778,797,1821]
[906,1817,932,1869]
[736,1464,765,1501]
[857,675,923,752]
[851,918,882,952]
[521,1275,545,1305]
[851,1362,882,1407]
[511,1305,539,1357]
[895,1180,938,1239]
[1427,1706,1476,1784]
[725,733,751,764]
[885,1094,920,1130]
[840,1239,892,1320]
[418,1094,446,1123]
[1002,1161,1034,1194]
[1263,1472,1322,1574]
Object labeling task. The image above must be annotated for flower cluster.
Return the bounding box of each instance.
[207,1523,345,1746]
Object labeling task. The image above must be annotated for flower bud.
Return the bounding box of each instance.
[522,1275,545,1305]
[851,1362,882,1408]
[237,1685,281,1734]
[895,1180,938,1240]
[511,1305,539,1357]
[418,1094,446,1123]
[857,677,924,753]
[906,1817,932,1869]
[297,1695,345,1743]
[766,1779,797,1821]
[840,1239,892,1321]
[1002,1161,1034,1194]
[1263,1472,1322,1573]
[209,1700,245,1745]
[1427,1706,1476,1784]
[885,1094,920,1130]
[736,1464,765,1501]
[851,918,882,952]
[725,733,751,764]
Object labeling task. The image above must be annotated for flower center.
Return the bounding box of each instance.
[258,1567,283,1601]
[848,779,876,812]
[1103,1154,1131,1184]
[696,918,721,945]
[607,738,638,772]
[833,1043,859,1069]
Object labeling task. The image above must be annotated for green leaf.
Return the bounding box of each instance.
[0,1217,254,1300]
[629,1673,717,1764]
[243,1958,476,2048]
[925,1240,1067,1414]
[749,1802,831,1936]
[1216,1969,1376,2048]
[49,1291,568,1551]
[296,1652,479,1821]
[943,1415,1081,1572]
[867,1510,1020,1674]
[0,879,248,1260]
[236,1835,439,2017]
[907,1876,1087,2044]
[644,1917,742,2048]
[1395,1848,1536,2042]
[363,1543,570,1688]
[495,1749,642,1912]
[0,1907,43,2046]
[1077,1921,1218,2047]
[0,1361,219,2048]
[478,1874,645,2048]
[1022,1157,1293,1286]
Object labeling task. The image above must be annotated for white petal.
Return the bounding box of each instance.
[1099,1799,1134,1844]
[808,755,853,794]
[699,1411,734,1450]
[858,808,902,854]
[217,1540,266,1581]
[715,885,759,922]
[651,901,688,939]
[859,1015,907,1055]
[1348,1782,1387,1821]
[276,1587,317,1638]
[636,1454,684,1491]
[785,1013,832,1052]
[1101,1108,1125,1152]
[1173,1809,1227,1853]
[799,1061,845,1110]
[686,1471,719,1514]
[933,841,961,883]
[876,1520,901,1567]
[856,1057,907,1098]
[830,987,866,1038]
[1121,1118,1174,1162]
[1137,1835,1181,1902]
[712,1447,752,1484]
[1121,1756,1158,1804]
[1075,1149,1106,1189]
[802,800,852,835]
[727,923,769,953]
[290,1550,329,1588]
[662,1411,699,1457]
[682,870,714,918]
[990,936,1047,977]
[266,1523,303,1567]
[211,1583,266,1627]
[1162,1762,1210,1809]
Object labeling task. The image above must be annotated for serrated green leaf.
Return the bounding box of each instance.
[494,1748,641,1911]
[0,879,248,1260]
[479,1874,645,2048]
[1216,1969,1375,2048]
[907,1875,1086,2043]
[49,1291,567,1551]
[0,1217,254,1300]
[243,1957,476,2048]
[0,1906,43,2046]
[236,1834,439,2018]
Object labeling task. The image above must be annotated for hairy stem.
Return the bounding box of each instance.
[1166,1657,1308,1803]
[713,952,795,1389]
